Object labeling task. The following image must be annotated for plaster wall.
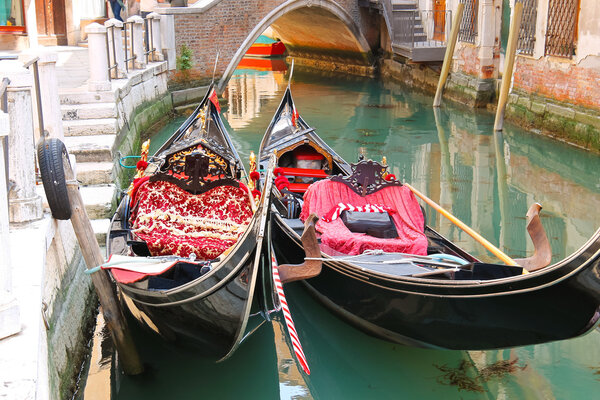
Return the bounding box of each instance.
[451,0,502,80]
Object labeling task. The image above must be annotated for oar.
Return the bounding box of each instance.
[404,183,521,268]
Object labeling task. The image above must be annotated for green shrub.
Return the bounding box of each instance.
[176,44,193,71]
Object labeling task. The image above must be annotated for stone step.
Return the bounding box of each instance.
[75,162,114,186]
[80,185,116,220]
[64,135,115,163]
[37,185,115,221]
[91,218,110,247]
[62,103,117,120]
[59,91,116,105]
[63,118,117,137]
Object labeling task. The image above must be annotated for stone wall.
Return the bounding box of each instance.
[111,62,172,195]
[506,89,600,152]
[43,221,96,400]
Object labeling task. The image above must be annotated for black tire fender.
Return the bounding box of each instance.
[37,138,72,220]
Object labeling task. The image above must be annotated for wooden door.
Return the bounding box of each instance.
[35,0,67,45]
[433,0,446,41]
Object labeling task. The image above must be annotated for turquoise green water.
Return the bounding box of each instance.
[119,64,600,399]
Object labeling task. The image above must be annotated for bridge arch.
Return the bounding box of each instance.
[217,0,372,89]
[160,1,378,89]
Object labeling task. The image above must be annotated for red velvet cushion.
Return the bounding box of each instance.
[130,181,253,260]
[300,179,427,256]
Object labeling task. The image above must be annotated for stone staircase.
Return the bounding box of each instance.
[390,1,428,46]
[361,0,446,62]
[60,91,119,246]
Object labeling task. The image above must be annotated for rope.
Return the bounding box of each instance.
[119,155,141,169]
[303,250,470,269]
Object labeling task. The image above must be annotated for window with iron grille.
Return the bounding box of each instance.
[544,0,580,58]
[517,0,538,56]
[458,0,478,44]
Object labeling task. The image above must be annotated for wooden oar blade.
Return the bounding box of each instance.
[515,203,552,272]
[278,214,322,284]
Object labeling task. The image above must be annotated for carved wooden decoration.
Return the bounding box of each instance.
[150,142,238,194]
[330,159,402,196]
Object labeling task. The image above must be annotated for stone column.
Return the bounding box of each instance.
[478,0,500,79]
[128,16,146,69]
[5,62,43,223]
[160,13,176,70]
[85,23,112,91]
[0,110,20,340]
[105,19,127,79]
[37,51,64,139]
[148,13,164,62]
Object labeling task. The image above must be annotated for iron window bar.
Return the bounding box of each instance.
[544,0,579,58]
[458,0,478,44]
[516,0,538,56]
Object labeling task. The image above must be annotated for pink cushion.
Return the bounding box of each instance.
[300,180,427,256]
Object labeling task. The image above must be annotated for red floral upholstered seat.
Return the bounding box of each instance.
[130,181,253,260]
[300,179,428,256]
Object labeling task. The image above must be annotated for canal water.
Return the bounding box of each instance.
[109,61,600,399]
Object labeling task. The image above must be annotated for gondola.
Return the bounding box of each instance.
[106,85,278,360]
[256,84,600,350]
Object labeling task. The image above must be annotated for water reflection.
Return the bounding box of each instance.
[118,62,600,400]
[222,57,287,130]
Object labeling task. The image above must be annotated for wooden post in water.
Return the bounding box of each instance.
[64,164,144,375]
[494,2,524,131]
[433,3,465,107]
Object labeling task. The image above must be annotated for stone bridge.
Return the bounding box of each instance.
[158,0,381,90]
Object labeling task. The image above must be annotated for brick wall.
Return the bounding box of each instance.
[453,44,481,78]
[514,56,600,112]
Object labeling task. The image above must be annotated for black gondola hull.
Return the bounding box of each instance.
[106,85,276,360]
[272,213,600,350]
[117,252,259,359]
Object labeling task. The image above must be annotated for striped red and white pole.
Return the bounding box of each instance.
[271,255,311,375]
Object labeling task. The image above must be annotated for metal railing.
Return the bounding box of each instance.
[106,24,118,80]
[107,16,156,78]
[22,57,46,138]
[1,77,10,195]
[143,17,156,64]
[123,20,137,72]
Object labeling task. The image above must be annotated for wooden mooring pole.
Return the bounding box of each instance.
[64,164,144,375]
[494,2,524,131]
[433,3,465,108]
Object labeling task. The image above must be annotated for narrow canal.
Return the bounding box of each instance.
[107,61,600,399]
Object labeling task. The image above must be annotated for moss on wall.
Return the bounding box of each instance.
[113,94,174,208]
[506,91,600,153]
